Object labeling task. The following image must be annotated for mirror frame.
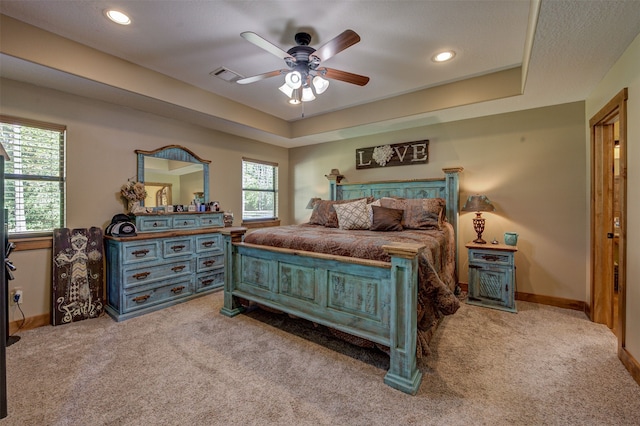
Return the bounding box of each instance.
[136,145,210,207]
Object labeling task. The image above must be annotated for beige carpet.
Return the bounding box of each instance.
[5,291,640,425]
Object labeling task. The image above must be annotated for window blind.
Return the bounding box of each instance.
[0,115,66,234]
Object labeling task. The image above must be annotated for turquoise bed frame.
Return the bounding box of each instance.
[221,167,462,395]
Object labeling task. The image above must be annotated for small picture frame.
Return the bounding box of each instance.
[188,205,196,212]
[166,205,174,212]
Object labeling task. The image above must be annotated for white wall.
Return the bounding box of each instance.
[0,78,289,323]
[586,32,640,362]
[290,102,587,302]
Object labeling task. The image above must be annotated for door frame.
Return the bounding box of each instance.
[589,88,627,351]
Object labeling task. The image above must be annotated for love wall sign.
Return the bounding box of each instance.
[355,140,429,169]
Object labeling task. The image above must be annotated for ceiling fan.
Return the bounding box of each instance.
[237,29,370,103]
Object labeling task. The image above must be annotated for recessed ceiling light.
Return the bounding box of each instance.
[432,51,456,63]
[104,10,131,25]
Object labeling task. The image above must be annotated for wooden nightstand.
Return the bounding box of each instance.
[466,242,518,313]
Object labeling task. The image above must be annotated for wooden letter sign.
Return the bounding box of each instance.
[356,140,429,169]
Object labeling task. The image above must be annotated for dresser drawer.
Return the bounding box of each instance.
[173,216,198,229]
[124,277,193,312]
[196,234,223,253]
[122,241,160,264]
[123,259,194,288]
[197,253,224,272]
[136,216,171,232]
[199,214,224,228]
[162,237,194,258]
[196,269,224,292]
[469,250,513,266]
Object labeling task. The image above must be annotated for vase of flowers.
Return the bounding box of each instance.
[121,180,147,214]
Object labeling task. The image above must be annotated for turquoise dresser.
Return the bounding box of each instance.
[105,212,225,321]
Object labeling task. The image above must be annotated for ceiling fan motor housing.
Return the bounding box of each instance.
[294,32,312,46]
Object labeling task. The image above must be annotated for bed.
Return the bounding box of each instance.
[220,167,462,395]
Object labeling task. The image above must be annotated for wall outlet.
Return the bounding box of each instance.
[12,288,23,305]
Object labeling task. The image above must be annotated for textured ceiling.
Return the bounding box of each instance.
[1,0,639,147]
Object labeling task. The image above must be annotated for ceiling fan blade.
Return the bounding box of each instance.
[241,32,295,61]
[319,67,370,86]
[314,29,361,62]
[237,69,285,85]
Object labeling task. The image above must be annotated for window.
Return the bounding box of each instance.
[0,115,66,235]
[242,158,278,221]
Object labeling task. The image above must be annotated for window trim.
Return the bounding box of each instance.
[242,158,278,222]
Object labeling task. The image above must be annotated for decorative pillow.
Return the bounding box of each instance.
[334,199,370,230]
[379,197,446,230]
[366,199,381,227]
[370,205,404,231]
[309,197,373,228]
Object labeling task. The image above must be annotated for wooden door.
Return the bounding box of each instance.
[589,89,627,344]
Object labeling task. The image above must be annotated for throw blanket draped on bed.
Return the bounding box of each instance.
[243,223,460,357]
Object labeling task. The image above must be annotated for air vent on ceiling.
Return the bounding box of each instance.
[210,67,244,83]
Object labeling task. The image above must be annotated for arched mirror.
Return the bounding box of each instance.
[136,145,210,208]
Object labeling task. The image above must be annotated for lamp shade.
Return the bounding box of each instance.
[279,83,294,98]
[301,86,316,102]
[462,194,495,212]
[312,75,330,94]
[306,197,321,209]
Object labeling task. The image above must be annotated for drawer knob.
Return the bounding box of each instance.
[133,272,151,280]
[171,265,186,273]
[133,294,150,303]
[202,241,215,248]
[171,244,186,252]
[171,285,185,294]
[203,260,216,267]
[153,222,158,227]
[184,221,188,226]
[132,249,149,257]
[201,279,214,285]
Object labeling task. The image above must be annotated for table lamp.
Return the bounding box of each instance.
[462,194,496,244]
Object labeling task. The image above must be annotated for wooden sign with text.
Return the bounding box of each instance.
[356,140,429,169]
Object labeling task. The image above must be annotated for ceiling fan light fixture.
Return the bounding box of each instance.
[288,89,302,105]
[432,50,456,63]
[104,9,131,25]
[301,86,316,102]
[279,83,294,98]
[285,71,302,89]
[312,75,330,94]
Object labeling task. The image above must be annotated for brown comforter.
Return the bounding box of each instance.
[243,223,460,357]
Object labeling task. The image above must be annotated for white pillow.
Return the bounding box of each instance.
[366,199,381,227]
[334,198,370,230]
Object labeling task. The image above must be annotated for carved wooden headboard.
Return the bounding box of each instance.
[328,167,463,274]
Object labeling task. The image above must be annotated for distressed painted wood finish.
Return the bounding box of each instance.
[221,230,425,394]
[466,242,518,313]
[220,170,462,394]
[105,227,226,321]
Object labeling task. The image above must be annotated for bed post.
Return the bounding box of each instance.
[382,242,425,395]
[443,167,463,280]
[325,169,345,201]
[220,227,247,317]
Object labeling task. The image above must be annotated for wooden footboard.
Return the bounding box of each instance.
[220,228,424,395]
